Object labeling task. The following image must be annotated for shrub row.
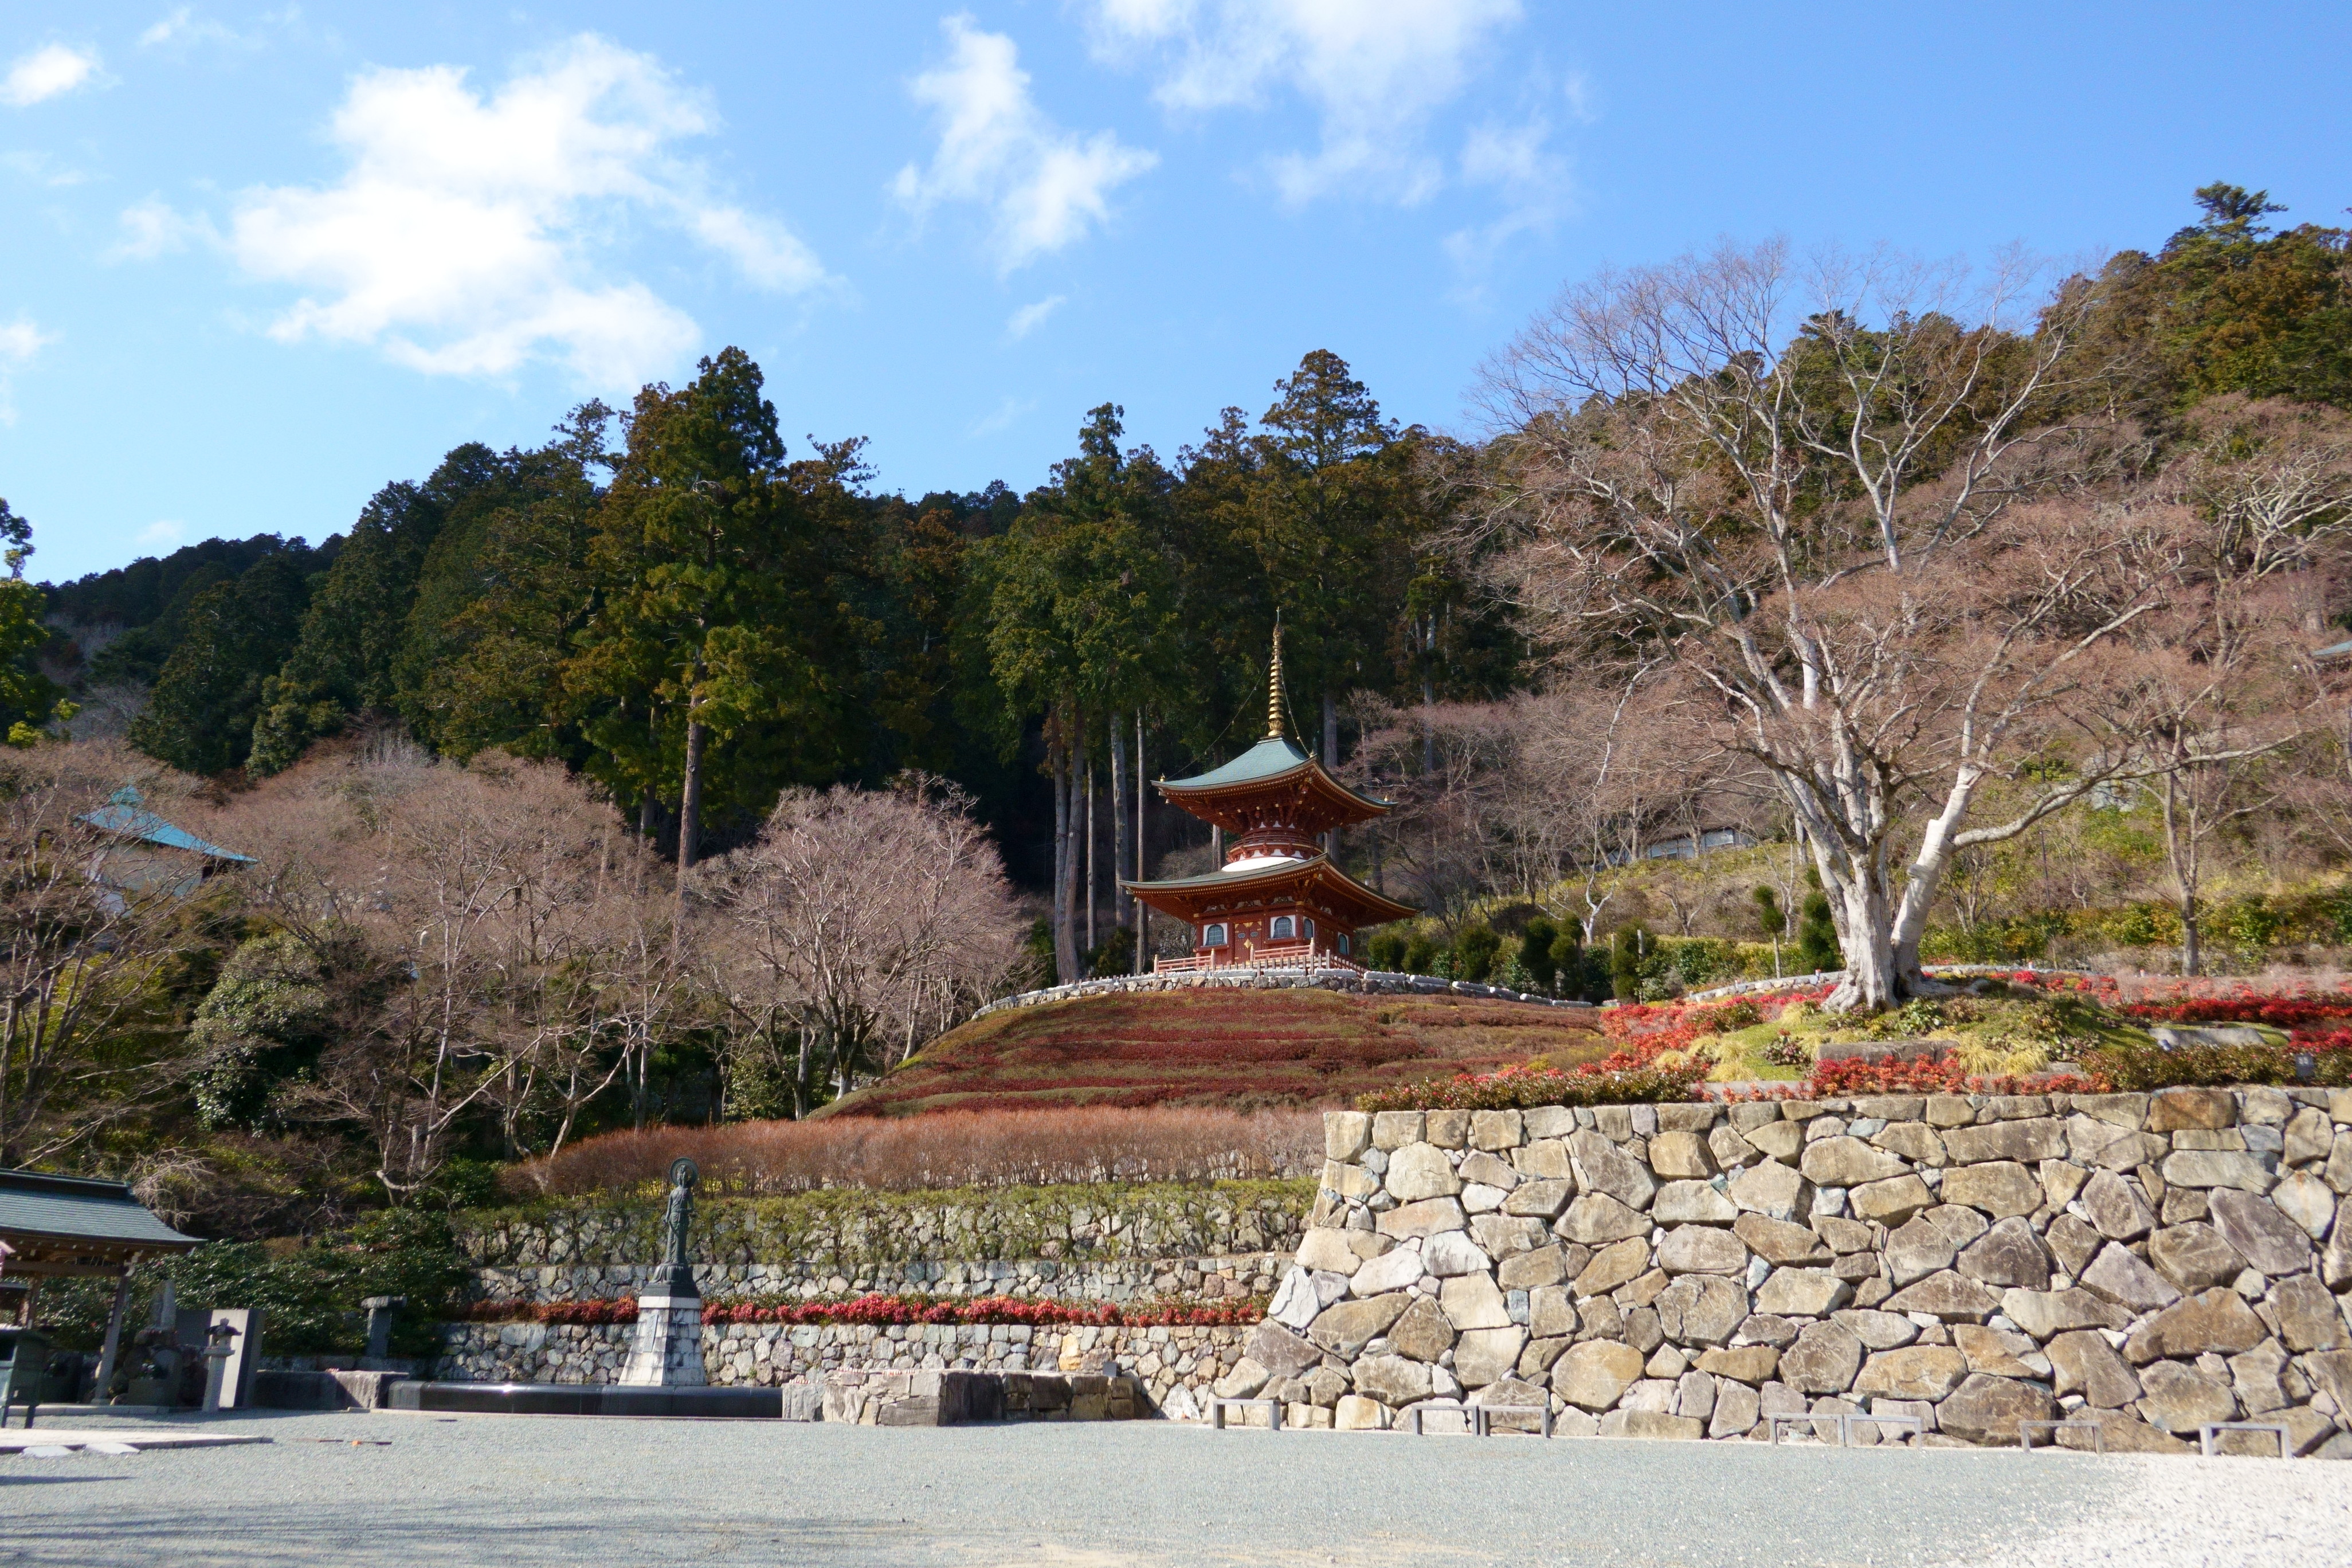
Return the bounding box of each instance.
[450,1292,1266,1330]
[1356,1062,1707,1113]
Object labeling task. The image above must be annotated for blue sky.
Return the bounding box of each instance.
[5,1,2349,583]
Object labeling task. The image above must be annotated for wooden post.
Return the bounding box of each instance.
[93,1268,132,1398]
[1134,711,1148,974]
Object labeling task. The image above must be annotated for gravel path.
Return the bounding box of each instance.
[2,1410,2344,1567]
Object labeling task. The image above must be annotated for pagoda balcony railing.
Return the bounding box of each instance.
[1152,943,1363,976]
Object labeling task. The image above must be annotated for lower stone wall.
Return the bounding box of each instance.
[1230,1091,2352,1453]
[468,1252,1285,1307]
[437,1319,1247,1417]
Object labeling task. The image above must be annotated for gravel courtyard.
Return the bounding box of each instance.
[3,1409,2347,1567]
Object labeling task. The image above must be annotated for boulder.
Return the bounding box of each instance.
[1884,1217,1959,1287]
[1998,1287,2129,1341]
[2068,1115,2162,1172]
[1957,1217,2052,1289]
[1502,1178,1573,1219]
[1647,1130,1716,1179]
[1516,1138,1573,1179]
[1735,1313,1801,1347]
[1709,1377,1763,1437]
[1574,1237,1652,1298]
[1923,1203,1992,1248]
[1942,1118,2067,1165]
[1658,1225,1750,1276]
[1708,1124,1762,1171]
[2122,1289,2270,1364]
[2045,1329,2141,1408]
[2146,1087,2236,1132]
[2077,1241,2181,1313]
[2268,1273,2346,1352]
[2284,1106,2335,1165]
[2147,1222,2247,1293]
[1267,1266,1324,1330]
[1880,1269,2000,1323]
[1518,1336,1573,1379]
[1951,1323,2046,1378]
[1470,1109,1524,1150]
[1934,1373,2056,1446]
[1553,1339,1646,1411]
[1377,1197,1468,1240]
[2068,1408,2193,1453]
[1833,1310,1919,1351]
[1848,1175,1936,1226]
[1939,1161,2044,1219]
[1871,1122,1947,1165]
[1745,1120,1805,1162]
[1568,1130,1657,1210]
[1307,1288,1411,1363]
[1696,1345,1781,1384]
[1498,1244,1570,1291]
[1653,1181,1740,1225]
[1801,1137,1910,1188]
[1813,1215,1875,1253]
[1526,1285,1577,1341]
[1388,1295,1457,1362]
[2044,1214,2103,1279]
[2329,1203,2352,1289]
[2300,1349,2352,1415]
[2161,1151,2277,1194]
[2269,1171,2337,1240]
[2081,1169,2157,1241]
[1294,1228,1363,1275]
[1458,1150,1520,1190]
[2208,1188,2315,1276]
[1779,1321,1864,1393]
[1472,1213,1551,1259]
[1438,1273,1512,1332]
[1559,1193,1652,1245]
[1453,1326,1527,1388]
[1755,1268,1851,1317]
[1674,1368,1717,1421]
[1352,1354,1434,1406]
[2134,1360,2238,1433]
[1727,1160,1812,1221]
[1735,1214,1831,1265]
[1610,1409,1704,1440]
[1385,1142,1463,1202]
[1655,1274,1749,1347]
[1371,1110,1425,1148]
[1332,1394,1389,1430]
[1425,1110,1471,1148]
[1855,1346,1970,1401]
[1212,1358,1271,1400]
[1326,1111,1373,1160]
[1350,1245,1427,1298]
[1424,1229,1494,1277]
[1244,1320,1321,1378]
[2226,1338,2289,1415]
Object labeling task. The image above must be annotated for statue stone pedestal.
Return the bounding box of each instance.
[620,1160,706,1389]
[620,1292,707,1387]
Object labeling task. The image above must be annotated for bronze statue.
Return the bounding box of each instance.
[656,1157,699,1293]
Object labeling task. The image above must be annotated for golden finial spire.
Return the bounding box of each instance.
[1267,616,1287,740]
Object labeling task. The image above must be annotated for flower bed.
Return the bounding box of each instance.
[450,1292,1266,1330]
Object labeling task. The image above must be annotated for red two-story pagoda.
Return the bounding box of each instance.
[1122,632,1416,970]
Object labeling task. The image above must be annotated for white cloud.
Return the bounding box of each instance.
[138,519,188,548]
[1083,0,1522,205]
[893,16,1157,273]
[1443,113,1572,287]
[1003,293,1065,341]
[139,9,236,48]
[968,394,1035,437]
[0,316,58,425]
[110,196,210,260]
[2,44,101,107]
[222,35,828,389]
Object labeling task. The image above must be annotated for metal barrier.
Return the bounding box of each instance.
[2200,1421,2291,1458]
[1209,1397,1283,1431]
[1767,1412,1924,1448]
[2018,1419,2106,1453]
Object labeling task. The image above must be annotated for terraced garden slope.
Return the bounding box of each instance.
[822,989,1610,1118]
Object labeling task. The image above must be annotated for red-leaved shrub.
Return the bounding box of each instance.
[508,1107,1323,1198]
[452,1293,1265,1328]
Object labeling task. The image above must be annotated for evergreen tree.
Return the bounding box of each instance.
[128,555,310,774]
[1797,869,1842,973]
[0,499,67,744]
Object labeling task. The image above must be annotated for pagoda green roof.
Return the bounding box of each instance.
[1158,735,1390,807]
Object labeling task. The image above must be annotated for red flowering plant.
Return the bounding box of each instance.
[452,1293,1264,1330]
[1802,1057,2110,1097]
[1357,1060,1707,1113]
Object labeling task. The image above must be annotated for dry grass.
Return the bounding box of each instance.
[508,1105,1324,1198]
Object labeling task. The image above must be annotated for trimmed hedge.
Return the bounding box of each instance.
[1357,1062,1706,1113]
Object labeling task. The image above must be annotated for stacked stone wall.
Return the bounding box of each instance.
[1228,1090,2352,1450]
[466,1253,1286,1308]
[437,1319,1246,1416]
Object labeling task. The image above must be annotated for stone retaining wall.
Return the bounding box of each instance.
[1229,1090,2352,1452]
[972,969,1590,1020]
[437,1319,1246,1417]
[468,1253,1285,1307]
[455,1185,1307,1277]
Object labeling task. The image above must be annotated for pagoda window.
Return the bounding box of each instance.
[1271,915,1295,940]
[1337,932,1350,955]
[1203,923,1228,947]
[1303,918,1316,940]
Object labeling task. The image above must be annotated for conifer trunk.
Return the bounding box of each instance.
[1052,722,1077,983]
[676,714,707,905]
[1134,712,1148,973]
[1109,709,1130,928]
[1084,747,1097,959]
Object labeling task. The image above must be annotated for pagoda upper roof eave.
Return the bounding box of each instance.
[1154,735,1392,815]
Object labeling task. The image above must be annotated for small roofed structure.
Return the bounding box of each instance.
[78,785,254,900]
[0,1167,202,1395]
[1122,626,1416,971]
